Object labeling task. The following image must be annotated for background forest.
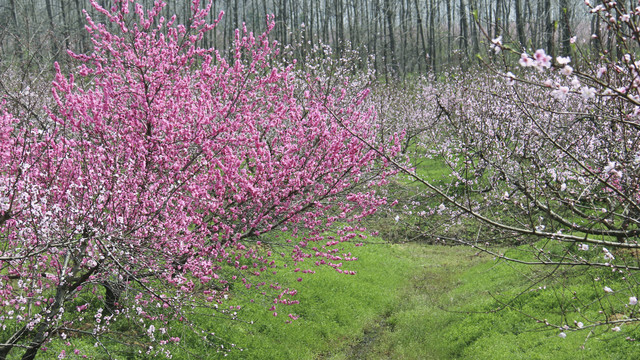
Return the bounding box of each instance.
[1,0,597,76]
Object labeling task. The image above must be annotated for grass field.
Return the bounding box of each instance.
[99,241,639,359]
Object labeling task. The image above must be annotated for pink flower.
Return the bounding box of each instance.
[533,49,552,68]
[519,53,534,67]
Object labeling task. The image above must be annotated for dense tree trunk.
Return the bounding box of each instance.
[0,0,597,78]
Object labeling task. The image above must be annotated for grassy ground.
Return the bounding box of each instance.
[176,242,640,359]
[357,244,640,360]
[39,241,640,359]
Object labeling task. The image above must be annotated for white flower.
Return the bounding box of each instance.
[577,322,584,328]
[394,215,400,222]
[578,244,589,251]
[597,67,607,78]
[621,14,631,22]
[630,296,638,305]
[571,77,581,89]
[604,161,617,174]
[557,56,571,65]
[551,86,570,101]
[490,36,503,53]
[603,247,615,260]
[505,72,516,86]
[570,36,577,44]
[558,332,567,338]
[561,65,574,76]
[612,326,621,332]
[581,86,596,100]
[604,286,614,293]
[438,203,446,211]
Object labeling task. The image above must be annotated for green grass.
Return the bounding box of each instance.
[360,244,640,360]
[188,241,416,360]
[204,242,640,360]
[36,242,640,359]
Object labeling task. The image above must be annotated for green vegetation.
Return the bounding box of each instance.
[48,242,640,359]
[206,243,640,359]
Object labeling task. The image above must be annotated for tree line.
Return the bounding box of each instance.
[1,0,607,77]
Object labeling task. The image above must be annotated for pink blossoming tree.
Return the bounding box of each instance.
[0,1,396,358]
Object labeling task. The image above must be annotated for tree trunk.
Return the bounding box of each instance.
[446,0,451,64]
[591,12,601,59]
[469,0,479,57]
[384,0,398,75]
[428,0,437,73]
[494,0,502,37]
[559,0,571,56]
[414,0,427,72]
[459,0,469,61]
[544,0,554,58]
[515,0,526,50]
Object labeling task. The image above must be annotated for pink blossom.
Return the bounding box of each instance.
[519,53,534,67]
[533,49,552,69]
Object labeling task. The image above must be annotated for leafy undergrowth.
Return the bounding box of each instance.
[45,243,640,359]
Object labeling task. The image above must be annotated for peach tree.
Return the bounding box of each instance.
[0,1,397,358]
